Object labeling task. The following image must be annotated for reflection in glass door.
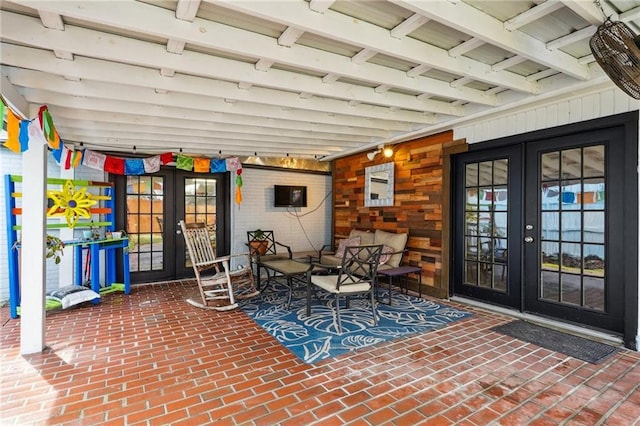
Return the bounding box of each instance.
[538,146,605,311]
[182,177,218,271]
[524,126,626,334]
[126,175,165,274]
[464,159,509,292]
[114,169,229,284]
[453,145,522,309]
[455,117,635,339]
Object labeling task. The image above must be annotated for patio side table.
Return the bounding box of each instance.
[377,265,422,305]
[261,259,313,309]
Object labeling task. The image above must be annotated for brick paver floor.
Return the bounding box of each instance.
[1,281,639,425]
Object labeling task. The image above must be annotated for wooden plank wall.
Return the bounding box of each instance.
[332,131,454,298]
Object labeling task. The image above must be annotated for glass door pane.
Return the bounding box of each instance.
[182,177,218,269]
[524,125,626,334]
[126,175,165,273]
[463,159,509,292]
[539,146,605,311]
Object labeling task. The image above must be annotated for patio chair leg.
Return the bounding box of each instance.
[286,277,293,309]
[256,265,274,292]
[370,291,377,326]
[335,295,342,334]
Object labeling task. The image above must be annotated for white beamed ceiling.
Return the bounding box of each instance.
[1,0,638,160]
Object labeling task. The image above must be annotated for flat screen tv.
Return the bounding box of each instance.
[274,185,307,207]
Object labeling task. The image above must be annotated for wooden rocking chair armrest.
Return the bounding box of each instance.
[209,255,231,267]
[194,256,231,274]
[227,252,253,266]
[228,252,251,259]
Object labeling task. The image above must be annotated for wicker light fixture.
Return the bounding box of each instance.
[590,17,640,99]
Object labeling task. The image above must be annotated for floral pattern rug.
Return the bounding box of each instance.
[239,281,473,364]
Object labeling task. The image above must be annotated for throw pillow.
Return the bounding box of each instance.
[374,230,408,267]
[378,245,394,265]
[334,236,361,258]
[46,285,100,309]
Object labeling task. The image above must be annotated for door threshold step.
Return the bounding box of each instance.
[450,296,624,348]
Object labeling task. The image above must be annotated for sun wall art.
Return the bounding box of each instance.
[46,180,97,228]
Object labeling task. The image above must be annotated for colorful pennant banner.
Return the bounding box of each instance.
[1,98,244,204]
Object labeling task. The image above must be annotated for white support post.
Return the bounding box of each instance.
[20,134,48,354]
[58,166,75,288]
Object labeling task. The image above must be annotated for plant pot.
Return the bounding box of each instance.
[250,240,268,256]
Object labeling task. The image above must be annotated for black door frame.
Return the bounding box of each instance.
[452,111,638,349]
[523,127,626,333]
[452,144,523,308]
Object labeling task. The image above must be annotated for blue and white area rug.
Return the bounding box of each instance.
[239,281,473,364]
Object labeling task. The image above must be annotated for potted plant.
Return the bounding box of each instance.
[13,234,66,265]
[249,229,269,256]
[46,235,66,264]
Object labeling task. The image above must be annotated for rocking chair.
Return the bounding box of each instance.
[180,221,259,310]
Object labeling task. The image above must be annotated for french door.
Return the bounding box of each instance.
[453,124,629,334]
[113,169,230,284]
[522,128,625,332]
[453,145,522,309]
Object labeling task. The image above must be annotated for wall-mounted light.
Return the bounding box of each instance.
[366,144,394,161]
[366,149,380,161]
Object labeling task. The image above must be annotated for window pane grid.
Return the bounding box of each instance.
[463,159,508,292]
[539,146,605,312]
[126,176,165,272]
[184,178,218,268]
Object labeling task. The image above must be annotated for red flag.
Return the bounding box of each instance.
[160,152,174,164]
[104,156,125,175]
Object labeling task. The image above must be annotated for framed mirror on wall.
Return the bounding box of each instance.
[365,162,395,207]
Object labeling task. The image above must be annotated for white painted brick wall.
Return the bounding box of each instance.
[231,167,332,264]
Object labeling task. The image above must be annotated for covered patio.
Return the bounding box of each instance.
[1,282,639,425]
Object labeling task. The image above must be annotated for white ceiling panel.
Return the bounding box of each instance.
[1,0,638,162]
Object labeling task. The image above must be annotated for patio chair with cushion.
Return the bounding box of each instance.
[246,230,292,290]
[307,244,383,334]
[180,221,258,310]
